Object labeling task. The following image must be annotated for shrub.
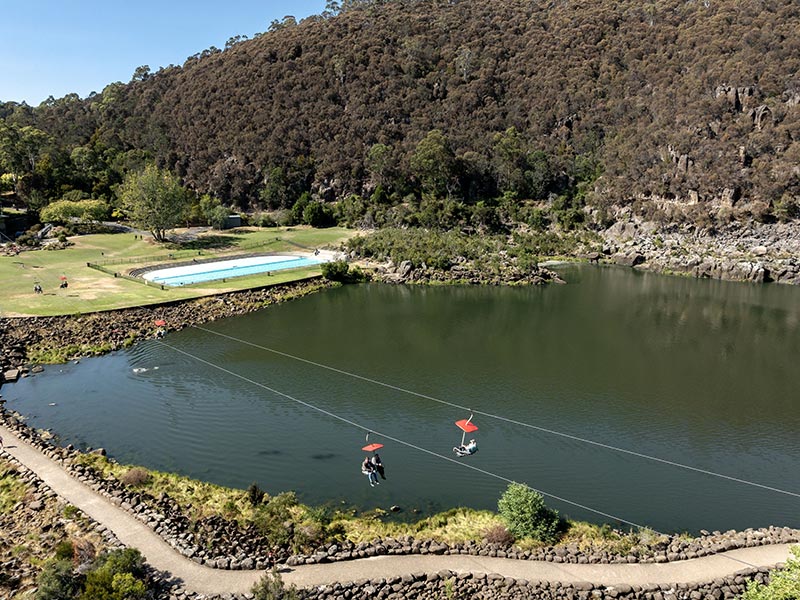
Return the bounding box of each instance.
[120,467,151,487]
[54,540,74,561]
[247,482,266,507]
[254,213,278,227]
[16,232,40,247]
[252,491,299,547]
[742,545,800,600]
[35,559,80,600]
[497,483,561,543]
[252,569,300,600]
[80,549,148,600]
[482,523,515,546]
[321,260,351,282]
[302,201,335,227]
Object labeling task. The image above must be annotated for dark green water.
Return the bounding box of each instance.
[7,265,800,532]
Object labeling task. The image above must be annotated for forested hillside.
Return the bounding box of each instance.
[2,0,799,230]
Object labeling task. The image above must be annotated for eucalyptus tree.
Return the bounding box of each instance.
[118,164,191,242]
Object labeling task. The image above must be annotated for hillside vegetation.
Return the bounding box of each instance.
[1,0,799,230]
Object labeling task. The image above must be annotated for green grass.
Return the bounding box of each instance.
[332,507,505,544]
[71,455,680,553]
[75,454,305,525]
[0,462,28,514]
[0,226,353,316]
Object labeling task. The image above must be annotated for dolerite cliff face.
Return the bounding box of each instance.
[602,220,800,284]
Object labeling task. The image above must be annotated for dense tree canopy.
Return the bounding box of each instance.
[1,0,798,230]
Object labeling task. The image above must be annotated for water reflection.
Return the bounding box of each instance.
[7,265,800,532]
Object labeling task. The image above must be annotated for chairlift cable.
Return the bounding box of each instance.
[155,338,782,576]
[189,324,800,500]
[39,293,794,577]
[156,339,648,529]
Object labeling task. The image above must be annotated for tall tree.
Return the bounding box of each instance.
[118,164,190,241]
[410,130,457,198]
[0,120,50,180]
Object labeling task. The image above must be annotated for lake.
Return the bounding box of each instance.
[6,265,800,533]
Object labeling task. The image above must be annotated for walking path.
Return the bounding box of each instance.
[0,423,792,596]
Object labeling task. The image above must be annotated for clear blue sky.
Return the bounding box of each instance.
[3,0,329,105]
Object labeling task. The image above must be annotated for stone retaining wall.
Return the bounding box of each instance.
[0,278,332,381]
[2,408,797,582]
[1,412,794,600]
[295,568,774,600]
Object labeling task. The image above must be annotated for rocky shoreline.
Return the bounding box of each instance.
[0,452,132,597]
[0,278,333,384]
[368,258,564,285]
[602,220,800,285]
[1,407,797,600]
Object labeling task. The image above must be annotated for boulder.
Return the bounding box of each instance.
[614,252,645,268]
[398,260,413,278]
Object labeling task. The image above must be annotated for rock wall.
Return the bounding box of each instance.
[298,569,774,600]
[0,452,127,597]
[0,278,333,384]
[2,408,798,600]
[603,221,800,285]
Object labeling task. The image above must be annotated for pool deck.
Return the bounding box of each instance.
[139,251,336,286]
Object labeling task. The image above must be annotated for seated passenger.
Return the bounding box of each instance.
[454,439,478,456]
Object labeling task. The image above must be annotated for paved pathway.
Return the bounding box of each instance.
[0,423,792,595]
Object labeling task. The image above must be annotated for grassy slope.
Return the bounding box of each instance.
[74,453,668,554]
[0,227,352,316]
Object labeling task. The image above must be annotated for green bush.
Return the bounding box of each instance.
[290,192,311,225]
[79,548,148,600]
[742,545,800,600]
[54,540,74,561]
[321,260,351,282]
[252,568,300,600]
[252,491,299,548]
[302,201,335,227]
[254,212,278,227]
[35,559,80,600]
[247,482,266,506]
[497,483,561,543]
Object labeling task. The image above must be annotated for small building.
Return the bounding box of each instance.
[224,214,242,229]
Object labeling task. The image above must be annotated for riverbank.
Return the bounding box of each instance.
[0,278,334,382]
[601,220,800,284]
[2,406,798,570]
[1,414,796,600]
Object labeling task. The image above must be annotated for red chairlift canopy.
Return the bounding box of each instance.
[154,319,167,327]
[362,443,384,452]
[455,419,478,433]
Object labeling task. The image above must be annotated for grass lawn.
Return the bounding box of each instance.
[0,226,353,316]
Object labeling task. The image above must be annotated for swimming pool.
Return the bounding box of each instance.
[141,254,327,286]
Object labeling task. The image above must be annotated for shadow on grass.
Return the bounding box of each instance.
[166,234,244,251]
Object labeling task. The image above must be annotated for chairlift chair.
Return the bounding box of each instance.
[453,413,478,457]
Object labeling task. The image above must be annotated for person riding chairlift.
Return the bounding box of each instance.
[454,438,478,457]
[361,457,379,487]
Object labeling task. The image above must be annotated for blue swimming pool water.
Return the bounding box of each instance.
[146,256,325,286]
